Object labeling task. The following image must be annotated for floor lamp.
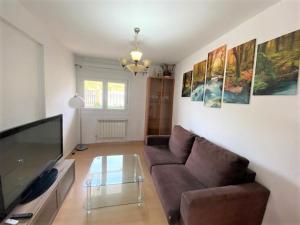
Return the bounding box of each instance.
[69,93,88,151]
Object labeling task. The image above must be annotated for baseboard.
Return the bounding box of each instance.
[94,138,143,144]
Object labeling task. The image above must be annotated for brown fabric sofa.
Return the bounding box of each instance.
[144,125,270,225]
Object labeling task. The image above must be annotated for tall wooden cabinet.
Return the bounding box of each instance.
[144,77,174,140]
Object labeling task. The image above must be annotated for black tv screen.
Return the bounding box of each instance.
[0,115,63,218]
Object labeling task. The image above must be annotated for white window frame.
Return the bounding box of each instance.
[106,81,127,110]
[78,73,128,112]
[83,79,104,109]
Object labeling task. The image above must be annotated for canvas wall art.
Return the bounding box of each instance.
[253,29,300,95]
[204,45,227,108]
[224,39,256,104]
[191,60,207,101]
[182,71,193,97]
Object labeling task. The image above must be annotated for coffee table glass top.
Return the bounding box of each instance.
[84,154,144,187]
[83,154,144,210]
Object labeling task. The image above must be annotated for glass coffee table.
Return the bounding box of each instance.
[84,154,144,212]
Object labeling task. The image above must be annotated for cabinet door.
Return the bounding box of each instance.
[31,191,58,225]
[146,78,162,135]
[159,78,174,135]
[57,163,75,205]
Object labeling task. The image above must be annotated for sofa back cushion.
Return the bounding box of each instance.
[185,137,250,187]
[169,125,196,163]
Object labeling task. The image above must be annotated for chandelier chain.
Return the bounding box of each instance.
[120,27,151,76]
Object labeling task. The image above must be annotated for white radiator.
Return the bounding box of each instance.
[97,119,128,139]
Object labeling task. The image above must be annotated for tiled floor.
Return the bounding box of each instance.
[52,142,168,225]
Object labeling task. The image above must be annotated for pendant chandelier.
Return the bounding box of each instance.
[120,28,151,75]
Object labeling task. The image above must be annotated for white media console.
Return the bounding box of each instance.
[0,159,75,225]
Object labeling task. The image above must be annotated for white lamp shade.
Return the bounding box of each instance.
[69,94,85,109]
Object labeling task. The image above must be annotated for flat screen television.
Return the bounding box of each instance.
[0,115,63,220]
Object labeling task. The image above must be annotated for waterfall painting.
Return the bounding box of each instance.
[182,71,193,97]
[224,39,256,104]
[253,30,300,95]
[204,45,227,108]
[191,60,207,101]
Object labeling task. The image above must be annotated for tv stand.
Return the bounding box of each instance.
[21,168,59,204]
[0,159,75,225]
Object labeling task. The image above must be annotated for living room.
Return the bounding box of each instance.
[0,0,299,225]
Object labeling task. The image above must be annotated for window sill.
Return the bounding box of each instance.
[82,108,128,113]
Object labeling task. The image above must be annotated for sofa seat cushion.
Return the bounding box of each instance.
[152,164,205,225]
[185,137,250,187]
[169,125,196,163]
[144,146,183,173]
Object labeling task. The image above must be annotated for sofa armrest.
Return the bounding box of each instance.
[180,182,270,225]
[146,135,170,146]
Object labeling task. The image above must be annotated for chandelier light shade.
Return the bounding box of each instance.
[120,27,151,75]
[143,59,151,68]
[130,50,143,62]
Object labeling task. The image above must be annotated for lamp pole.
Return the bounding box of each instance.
[69,94,88,151]
[78,107,87,150]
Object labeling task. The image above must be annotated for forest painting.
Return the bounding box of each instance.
[253,30,300,95]
[204,45,227,108]
[224,39,256,104]
[191,60,207,101]
[182,71,192,97]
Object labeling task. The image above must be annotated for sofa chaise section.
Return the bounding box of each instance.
[151,164,205,224]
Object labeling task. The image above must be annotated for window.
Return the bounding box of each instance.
[107,82,126,110]
[84,80,103,108]
[83,80,127,110]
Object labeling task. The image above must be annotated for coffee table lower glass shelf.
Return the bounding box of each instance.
[83,154,144,212]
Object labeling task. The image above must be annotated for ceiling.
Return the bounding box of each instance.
[20,0,279,64]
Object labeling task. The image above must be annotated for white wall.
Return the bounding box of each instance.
[173,1,300,225]
[0,19,44,130]
[0,0,78,156]
[75,56,147,143]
